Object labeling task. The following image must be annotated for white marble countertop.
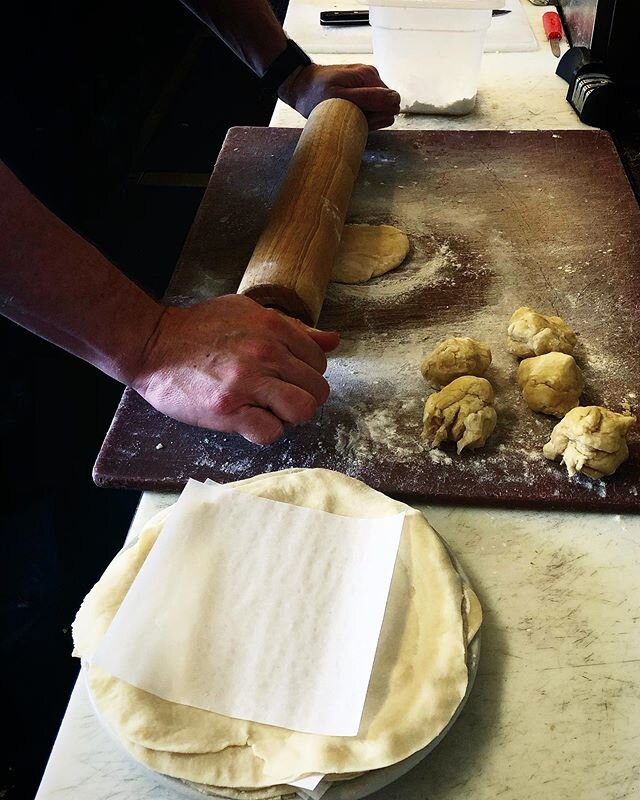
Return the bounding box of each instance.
[37,494,640,800]
[36,2,638,799]
[281,0,538,54]
[271,2,592,131]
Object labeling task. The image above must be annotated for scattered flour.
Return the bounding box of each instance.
[569,472,608,498]
[156,147,638,505]
[324,299,636,497]
[335,403,426,464]
[326,241,470,303]
[428,448,453,466]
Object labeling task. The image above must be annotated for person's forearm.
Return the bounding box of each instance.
[179,0,288,76]
[0,162,163,384]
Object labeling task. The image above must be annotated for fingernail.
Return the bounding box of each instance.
[388,90,401,103]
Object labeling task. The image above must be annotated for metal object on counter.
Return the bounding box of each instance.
[556,45,618,126]
[560,0,597,48]
[320,8,511,24]
[320,10,370,25]
[558,0,639,93]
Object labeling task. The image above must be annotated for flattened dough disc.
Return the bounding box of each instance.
[74,468,474,790]
[332,224,410,284]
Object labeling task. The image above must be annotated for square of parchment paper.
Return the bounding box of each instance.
[93,479,404,736]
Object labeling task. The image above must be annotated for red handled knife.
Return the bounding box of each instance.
[543,10,563,57]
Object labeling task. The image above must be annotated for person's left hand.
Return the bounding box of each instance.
[278,63,400,130]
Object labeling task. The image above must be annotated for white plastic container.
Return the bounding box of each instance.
[367,0,504,115]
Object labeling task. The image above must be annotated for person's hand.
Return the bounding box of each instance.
[131,294,340,445]
[279,63,400,130]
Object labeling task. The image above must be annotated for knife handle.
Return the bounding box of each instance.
[543,11,563,39]
[320,10,370,25]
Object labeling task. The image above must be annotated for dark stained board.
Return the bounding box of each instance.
[94,128,640,511]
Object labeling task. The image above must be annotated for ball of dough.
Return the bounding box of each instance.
[543,406,636,479]
[422,376,497,454]
[517,352,583,417]
[507,306,577,358]
[421,337,492,386]
[332,224,410,284]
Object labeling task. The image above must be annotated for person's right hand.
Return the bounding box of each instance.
[131,294,340,445]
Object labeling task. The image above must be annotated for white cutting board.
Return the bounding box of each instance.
[283,0,538,54]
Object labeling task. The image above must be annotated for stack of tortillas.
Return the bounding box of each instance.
[73,468,482,798]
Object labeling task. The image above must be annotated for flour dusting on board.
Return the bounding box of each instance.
[93,130,640,511]
[327,241,467,303]
[178,242,637,497]
[158,132,639,507]
[337,408,415,461]
[322,270,637,495]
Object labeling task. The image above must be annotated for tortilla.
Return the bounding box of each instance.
[74,469,477,788]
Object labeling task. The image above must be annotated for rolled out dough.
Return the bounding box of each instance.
[332,224,410,284]
[73,468,478,791]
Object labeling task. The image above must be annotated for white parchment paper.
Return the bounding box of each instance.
[294,777,332,800]
[289,774,325,791]
[93,479,404,737]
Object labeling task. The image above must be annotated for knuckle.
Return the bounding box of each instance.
[295,338,328,373]
[257,424,284,445]
[241,413,284,445]
[262,309,286,333]
[248,425,283,445]
[250,338,280,363]
[293,393,318,423]
[225,362,251,386]
[210,388,241,417]
[360,64,379,79]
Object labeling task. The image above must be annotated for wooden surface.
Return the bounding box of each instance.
[94,128,640,511]
[238,98,368,324]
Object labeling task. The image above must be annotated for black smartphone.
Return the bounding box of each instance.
[319,10,370,26]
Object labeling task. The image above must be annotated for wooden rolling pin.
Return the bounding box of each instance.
[237,98,368,326]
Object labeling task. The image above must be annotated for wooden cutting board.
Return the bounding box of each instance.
[94,128,640,511]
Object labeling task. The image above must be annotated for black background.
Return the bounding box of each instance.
[0,2,287,798]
